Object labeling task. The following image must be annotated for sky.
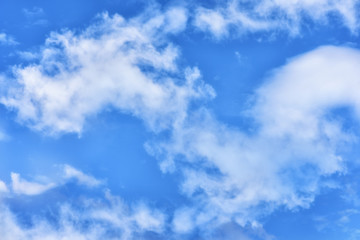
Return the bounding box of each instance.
[0,0,360,239]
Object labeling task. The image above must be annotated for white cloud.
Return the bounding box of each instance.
[63,164,102,187]
[2,2,359,237]
[8,165,101,196]
[163,7,188,33]
[11,172,56,195]
[132,204,165,233]
[0,180,8,193]
[22,7,48,26]
[0,166,166,240]
[251,45,360,146]
[0,192,165,240]
[0,33,18,46]
[194,8,230,38]
[149,45,360,230]
[1,7,213,135]
[16,51,39,61]
[194,0,360,38]
[172,207,196,234]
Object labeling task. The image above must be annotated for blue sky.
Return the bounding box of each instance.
[1,0,360,239]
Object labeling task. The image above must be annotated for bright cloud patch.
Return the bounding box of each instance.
[1,1,360,239]
[194,0,360,38]
[63,164,102,187]
[0,190,165,240]
[11,172,56,195]
[0,180,8,193]
[0,167,165,240]
[7,165,101,196]
[150,45,360,230]
[1,8,213,135]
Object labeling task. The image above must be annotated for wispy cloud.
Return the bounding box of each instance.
[0,33,18,46]
[194,0,360,39]
[8,165,101,196]
[11,172,56,195]
[1,2,360,239]
[149,45,360,231]
[22,7,44,18]
[0,192,165,240]
[63,164,102,187]
[0,166,165,240]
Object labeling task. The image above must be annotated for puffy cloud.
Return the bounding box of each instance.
[172,207,196,234]
[1,7,213,135]
[194,0,360,38]
[132,204,165,232]
[149,45,360,229]
[163,7,188,33]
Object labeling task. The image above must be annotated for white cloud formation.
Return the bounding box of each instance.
[0,180,8,193]
[0,191,165,240]
[8,165,101,196]
[2,2,359,238]
[132,204,165,233]
[194,0,360,38]
[0,33,18,46]
[0,165,166,240]
[149,45,360,230]
[172,207,196,234]
[1,7,213,135]
[63,164,102,187]
[11,172,56,195]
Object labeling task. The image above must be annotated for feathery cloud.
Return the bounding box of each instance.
[194,0,360,38]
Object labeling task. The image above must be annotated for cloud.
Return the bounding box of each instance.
[22,7,48,26]
[22,7,44,18]
[11,172,56,195]
[172,207,196,234]
[63,164,102,187]
[0,180,8,193]
[2,2,359,238]
[0,165,166,240]
[16,51,40,61]
[194,0,360,38]
[0,191,165,240]
[8,165,101,196]
[0,33,18,46]
[1,7,213,135]
[149,45,360,230]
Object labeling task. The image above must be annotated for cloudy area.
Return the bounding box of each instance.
[0,0,360,239]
